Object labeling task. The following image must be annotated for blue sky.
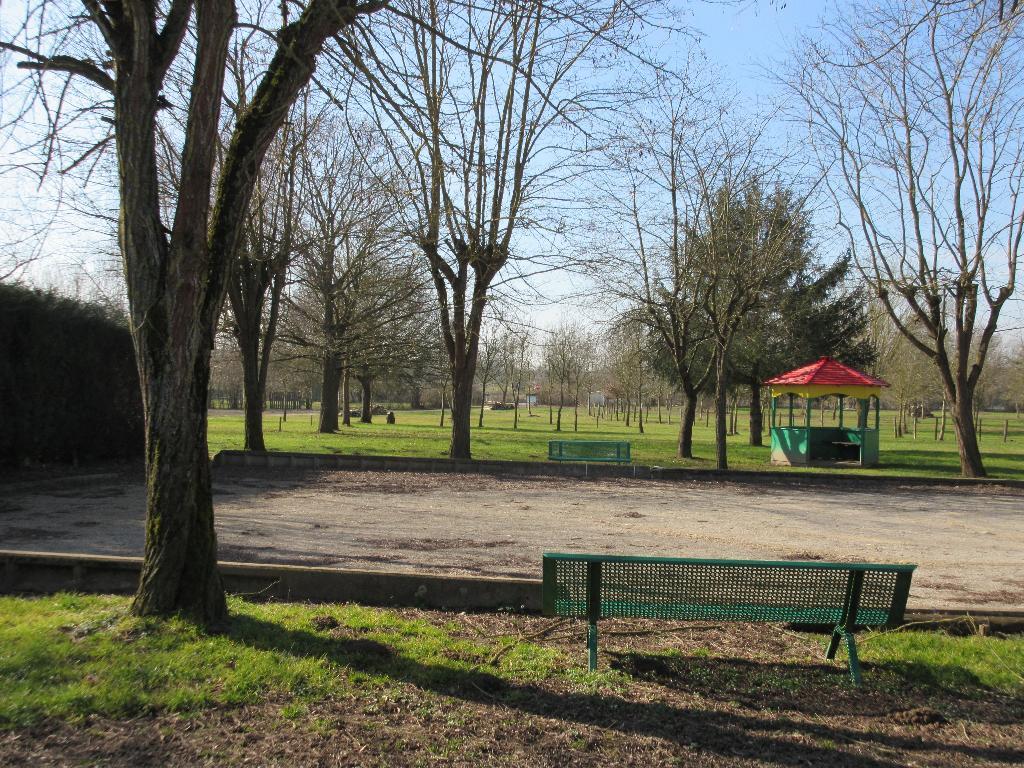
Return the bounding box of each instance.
[683,1,830,98]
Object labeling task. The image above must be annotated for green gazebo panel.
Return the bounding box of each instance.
[771,425,880,467]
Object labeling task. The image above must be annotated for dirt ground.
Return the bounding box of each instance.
[1,612,1023,767]
[2,465,1023,610]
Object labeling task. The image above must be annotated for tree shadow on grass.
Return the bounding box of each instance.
[607,651,1021,723]
[228,614,1024,767]
[873,449,1024,478]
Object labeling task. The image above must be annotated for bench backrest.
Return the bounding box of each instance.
[548,440,631,462]
[542,553,915,628]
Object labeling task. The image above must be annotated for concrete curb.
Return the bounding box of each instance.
[1,550,538,611]
[3,550,1023,631]
[212,449,1024,491]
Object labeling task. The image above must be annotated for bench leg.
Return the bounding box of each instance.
[588,620,598,671]
[845,632,862,686]
[825,628,843,660]
[825,629,862,685]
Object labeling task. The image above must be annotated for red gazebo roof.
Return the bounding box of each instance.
[764,357,889,388]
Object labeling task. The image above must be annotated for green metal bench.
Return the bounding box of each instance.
[547,440,631,464]
[542,553,916,684]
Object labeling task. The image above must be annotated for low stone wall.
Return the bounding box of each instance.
[0,550,539,611]
[212,449,1024,490]
[3,550,1023,632]
[213,449,638,479]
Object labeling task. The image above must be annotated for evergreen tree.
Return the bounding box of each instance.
[731,254,875,445]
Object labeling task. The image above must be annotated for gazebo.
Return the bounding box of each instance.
[764,357,889,468]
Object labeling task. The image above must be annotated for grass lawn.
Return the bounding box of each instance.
[208,406,1024,480]
[1,594,1022,766]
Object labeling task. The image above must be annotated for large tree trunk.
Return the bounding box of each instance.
[939,394,947,441]
[124,3,234,626]
[748,379,764,447]
[233,264,284,452]
[319,353,341,432]
[430,253,488,459]
[342,366,352,427]
[556,385,563,431]
[131,341,227,625]
[678,392,697,458]
[478,377,487,428]
[714,350,729,470]
[450,369,474,458]
[358,371,372,424]
[950,384,986,477]
[238,329,266,451]
[96,0,383,625]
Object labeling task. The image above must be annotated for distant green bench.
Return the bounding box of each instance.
[542,553,916,685]
[547,440,631,464]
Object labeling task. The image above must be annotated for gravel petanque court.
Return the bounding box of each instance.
[2,466,1022,611]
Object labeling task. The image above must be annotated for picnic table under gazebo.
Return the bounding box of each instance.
[764,357,890,468]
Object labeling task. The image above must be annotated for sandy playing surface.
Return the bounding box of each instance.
[2,466,1022,610]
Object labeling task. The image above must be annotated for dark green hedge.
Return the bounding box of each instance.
[0,283,143,466]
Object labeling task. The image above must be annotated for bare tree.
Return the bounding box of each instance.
[350,290,435,422]
[544,321,583,432]
[789,0,1024,476]
[597,77,716,457]
[225,68,312,450]
[475,326,500,428]
[342,0,666,458]
[1,1,386,622]
[569,330,594,432]
[502,325,533,429]
[281,120,422,433]
[605,316,649,433]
